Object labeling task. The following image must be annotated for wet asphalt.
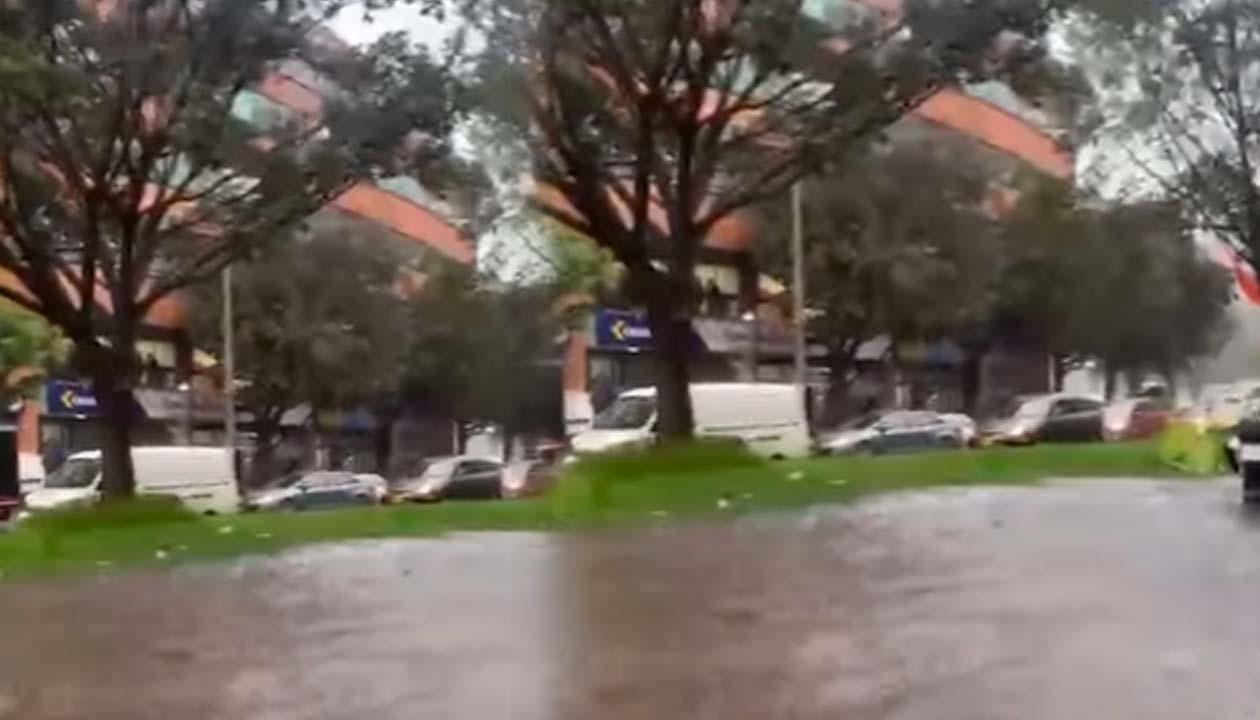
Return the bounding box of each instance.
[2,477,1260,719]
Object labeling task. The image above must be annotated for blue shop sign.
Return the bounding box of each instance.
[46,380,98,416]
[594,308,653,350]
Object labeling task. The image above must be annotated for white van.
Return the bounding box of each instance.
[571,383,810,459]
[25,447,240,515]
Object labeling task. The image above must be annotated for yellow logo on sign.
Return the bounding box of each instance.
[611,319,629,342]
[61,389,78,409]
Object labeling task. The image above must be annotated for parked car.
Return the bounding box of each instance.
[390,456,505,503]
[243,471,383,512]
[981,394,1105,445]
[502,460,558,499]
[571,383,810,459]
[1103,397,1173,441]
[819,410,967,455]
[25,447,240,515]
[939,413,978,447]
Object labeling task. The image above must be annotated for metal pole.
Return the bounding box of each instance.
[181,384,192,445]
[222,265,236,455]
[791,181,807,406]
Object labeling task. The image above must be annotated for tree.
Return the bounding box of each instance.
[0,1,459,495]
[462,0,1066,438]
[997,179,1233,394]
[1072,0,1260,272]
[188,219,413,486]
[405,263,563,460]
[0,303,63,405]
[757,138,999,423]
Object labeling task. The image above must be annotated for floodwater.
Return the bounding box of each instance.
[3,478,1260,719]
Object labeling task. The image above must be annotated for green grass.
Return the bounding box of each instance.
[0,439,1207,580]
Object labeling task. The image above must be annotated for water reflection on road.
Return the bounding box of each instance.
[3,478,1260,719]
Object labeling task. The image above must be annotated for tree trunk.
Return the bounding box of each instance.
[94,364,137,499]
[501,426,515,463]
[1104,365,1118,400]
[374,412,396,475]
[961,350,983,417]
[1051,355,1066,392]
[821,350,856,427]
[249,417,280,488]
[646,298,695,440]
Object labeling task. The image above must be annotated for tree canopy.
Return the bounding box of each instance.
[0,0,459,494]
[1072,0,1260,271]
[757,136,1000,421]
[403,263,563,458]
[460,0,1069,437]
[997,178,1233,391]
[187,217,414,484]
[0,302,63,406]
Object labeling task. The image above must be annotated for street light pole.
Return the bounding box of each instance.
[222,264,236,456]
[791,181,807,407]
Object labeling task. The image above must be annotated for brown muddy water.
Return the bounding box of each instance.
[2,478,1259,719]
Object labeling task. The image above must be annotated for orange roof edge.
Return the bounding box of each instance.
[333,183,475,264]
[914,88,1074,180]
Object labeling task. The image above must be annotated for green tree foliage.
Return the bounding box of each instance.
[997,179,1233,390]
[405,264,562,458]
[188,219,413,485]
[460,0,1067,438]
[0,303,62,405]
[0,0,459,495]
[758,138,999,422]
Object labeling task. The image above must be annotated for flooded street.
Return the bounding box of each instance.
[3,478,1260,719]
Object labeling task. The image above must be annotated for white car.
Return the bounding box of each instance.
[244,471,383,512]
[939,413,978,446]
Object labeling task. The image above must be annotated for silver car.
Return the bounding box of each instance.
[244,471,384,512]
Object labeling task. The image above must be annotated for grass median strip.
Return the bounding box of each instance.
[0,440,1205,579]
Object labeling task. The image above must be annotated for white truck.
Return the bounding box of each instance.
[570,383,811,459]
[25,447,241,515]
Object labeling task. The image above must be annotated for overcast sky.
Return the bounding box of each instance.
[328,3,452,48]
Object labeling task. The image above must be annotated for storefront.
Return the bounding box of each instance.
[38,379,232,459]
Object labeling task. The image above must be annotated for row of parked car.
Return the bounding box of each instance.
[817,392,1175,456]
[241,456,557,512]
[13,446,558,518]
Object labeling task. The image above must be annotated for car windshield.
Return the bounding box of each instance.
[263,472,303,490]
[841,412,882,430]
[419,458,459,482]
[1013,398,1052,420]
[301,472,352,488]
[43,457,100,489]
[593,396,656,430]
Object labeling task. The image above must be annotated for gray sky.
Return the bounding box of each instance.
[328,3,451,48]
